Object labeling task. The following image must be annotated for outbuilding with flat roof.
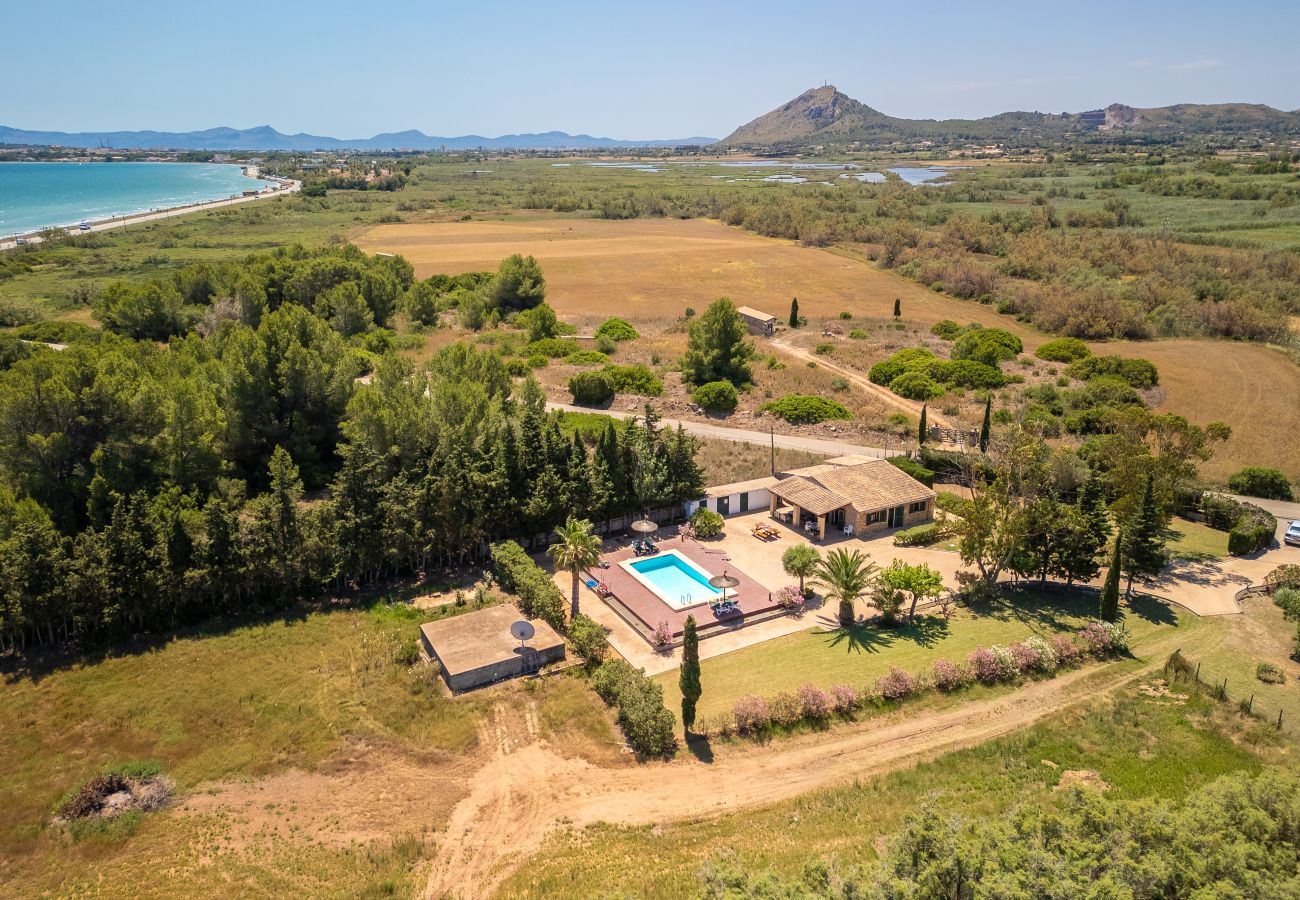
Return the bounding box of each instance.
[419,604,565,693]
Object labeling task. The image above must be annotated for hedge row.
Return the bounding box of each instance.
[893,522,944,547]
[1202,495,1277,556]
[591,659,677,756]
[699,621,1130,738]
[887,455,935,487]
[488,540,567,633]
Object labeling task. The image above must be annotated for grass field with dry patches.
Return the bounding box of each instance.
[357,217,1300,480]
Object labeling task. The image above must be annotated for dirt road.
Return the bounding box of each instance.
[422,637,1188,899]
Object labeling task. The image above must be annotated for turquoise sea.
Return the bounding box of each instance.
[0,162,277,237]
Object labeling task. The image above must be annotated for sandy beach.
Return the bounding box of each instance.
[0,172,301,251]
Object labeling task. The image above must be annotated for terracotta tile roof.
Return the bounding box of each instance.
[736,306,776,322]
[773,459,934,516]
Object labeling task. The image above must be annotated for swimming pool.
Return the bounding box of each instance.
[622,550,722,610]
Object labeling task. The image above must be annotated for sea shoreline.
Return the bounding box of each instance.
[0,164,301,249]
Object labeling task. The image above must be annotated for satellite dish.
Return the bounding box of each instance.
[510,620,536,646]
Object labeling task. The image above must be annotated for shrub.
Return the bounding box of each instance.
[932,659,969,692]
[591,659,639,704]
[524,337,580,358]
[690,508,725,538]
[1021,636,1059,673]
[526,354,549,369]
[733,694,771,732]
[797,684,833,721]
[776,584,805,612]
[930,319,963,340]
[889,371,945,401]
[1229,524,1273,556]
[869,348,935,386]
[563,349,609,366]
[928,358,1008,389]
[568,614,609,668]
[568,371,615,405]
[760,394,853,424]
[1035,337,1091,363]
[1256,661,1286,684]
[876,667,918,701]
[594,334,618,355]
[968,647,1002,684]
[815,343,834,355]
[989,645,1019,680]
[1078,620,1131,656]
[1265,566,1300,592]
[692,380,738,413]
[593,659,677,756]
[1049,633,1084,666]
[651,620,673,648]
[504,358,530,377]
[594,317,640,342]
[488,541,567,632]
[894,523,942,547]
[603,364,663,396]
[887,456,936,487]
[1227,467,1294,501]
[830,684,859,713]
[849,329,867,339]
[838,311,852,320]
[952,328,1022,366]
[770,691,803,726]
[1066,355,1158,388]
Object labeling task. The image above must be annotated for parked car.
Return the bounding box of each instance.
[13,237,25,245]
[78,222,91,231]
[1285,520,1300,547]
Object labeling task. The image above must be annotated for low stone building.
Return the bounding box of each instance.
[419,604,565,693]
[767,456,934,541]
[737,306,777,336]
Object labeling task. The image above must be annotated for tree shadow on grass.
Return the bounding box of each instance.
[888,614,951,649]
[683,732,715,763]
[964,583,1179,635]
[820,622,895,654]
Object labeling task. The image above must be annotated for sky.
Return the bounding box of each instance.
[8,0,1299,139]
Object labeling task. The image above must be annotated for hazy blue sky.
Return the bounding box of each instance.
[9,0,1298,138]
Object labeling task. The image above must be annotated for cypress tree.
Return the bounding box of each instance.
[1123,473,1168,597]
[789,297,800,329]
[978,396,992,453]
[1100,532,1122,622]
[679,614,702,732]
[893,297,901,318]
[918,404,928,444]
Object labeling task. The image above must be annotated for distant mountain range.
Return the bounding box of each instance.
[0,125,716,152]
[720,85,1300,147]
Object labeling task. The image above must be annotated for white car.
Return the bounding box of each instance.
[1286,520,1300,547]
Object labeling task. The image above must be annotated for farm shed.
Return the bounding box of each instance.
[419,604,565,693]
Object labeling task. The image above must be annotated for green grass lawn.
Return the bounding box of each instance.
[656,589,1187,725]
[1167,516,1229,560]
[501,677,1286,899]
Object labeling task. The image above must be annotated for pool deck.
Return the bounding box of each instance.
[593,536,778,639]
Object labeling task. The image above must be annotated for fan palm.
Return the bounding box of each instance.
[813,548,879,626]
[548,516,603,620]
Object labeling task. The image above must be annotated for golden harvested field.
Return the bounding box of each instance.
[357,217,1300,480]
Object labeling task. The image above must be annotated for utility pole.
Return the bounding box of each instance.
[770,424,776,476]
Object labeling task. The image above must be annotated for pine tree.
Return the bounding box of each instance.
[1100,532,1122,622]
[979,396,992,453]
[679,614,702,732]
[893,297,901,318]
[918,404,928,444]
[1123,473,1168,597]
[789,297,800,329]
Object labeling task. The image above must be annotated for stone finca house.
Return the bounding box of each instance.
[687,455,935,542]
[737,306,777,336]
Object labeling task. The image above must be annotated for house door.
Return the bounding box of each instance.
[717,495,730,516]
[887,505,905,528]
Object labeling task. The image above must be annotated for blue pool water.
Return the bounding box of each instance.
[628,553,722,609]
[0,162,277,237]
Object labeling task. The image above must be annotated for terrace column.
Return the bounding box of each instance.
[818,514,827,542]
[769,494,777,516]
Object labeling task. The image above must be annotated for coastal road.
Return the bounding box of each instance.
[544,400,904,459]
[0,177,301,251]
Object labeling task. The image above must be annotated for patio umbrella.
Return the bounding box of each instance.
[709,570,741,601]
[630,518,658,535]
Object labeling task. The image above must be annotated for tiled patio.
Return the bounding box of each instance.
[591,536,779,640]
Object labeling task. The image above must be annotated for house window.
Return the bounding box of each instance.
[865,510,887,524]
[908,501,928,514]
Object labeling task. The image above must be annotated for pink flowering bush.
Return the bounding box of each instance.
[1010,641,1041,674]
[932,658,969,692]
[1050,633,1084,666]
[770,691,803,726]
[1078,621,1130,657]
[967,647,1001,684]
[989,645,1019,680]
[651,621,673,649]
[830,684,859,713]
[1021,636,1058,672]
[776,584,805,613]
[797,684,833,720]
[877,667,918,701]
[733,694,770,732]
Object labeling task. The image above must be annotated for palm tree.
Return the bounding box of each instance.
[548,516,603,620]
[813,548,879,627]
